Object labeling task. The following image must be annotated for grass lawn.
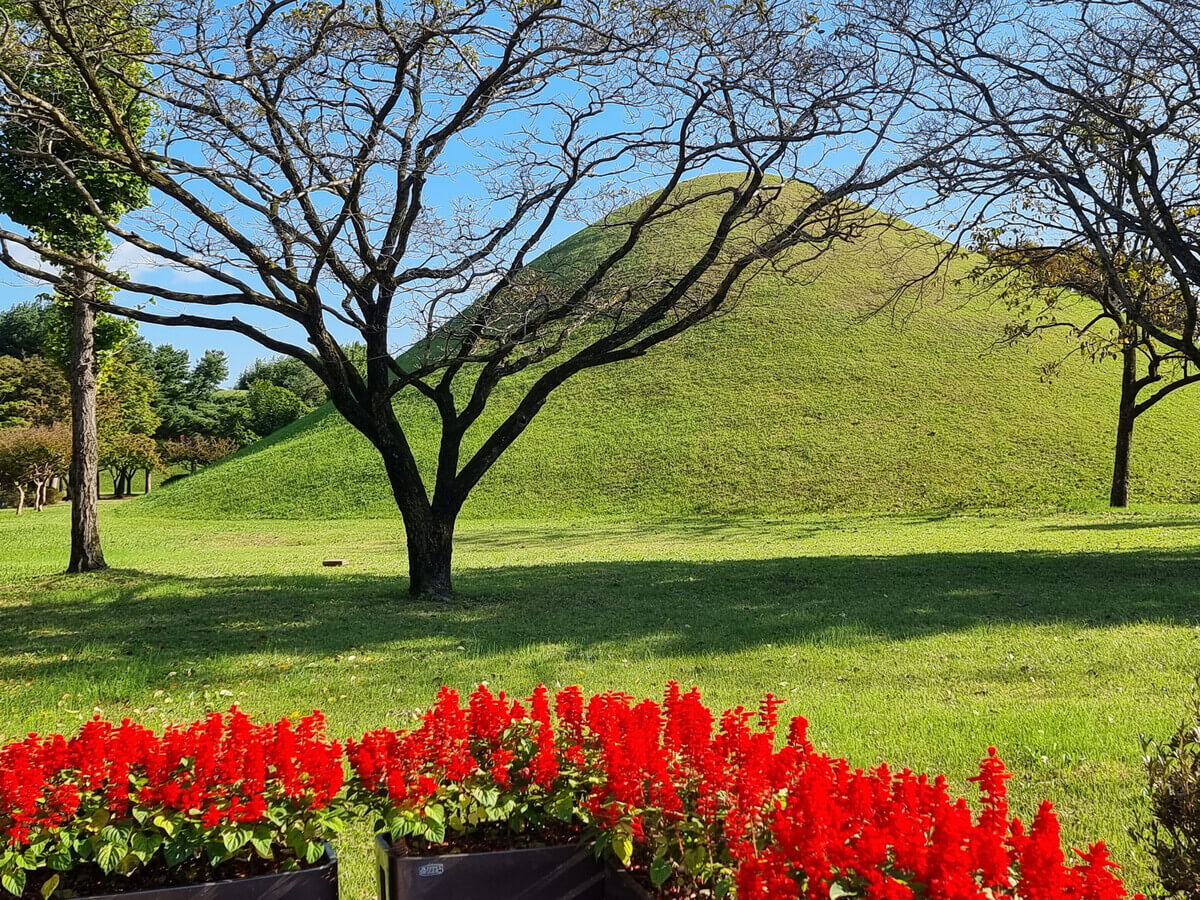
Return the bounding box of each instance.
[2,502,1198,896]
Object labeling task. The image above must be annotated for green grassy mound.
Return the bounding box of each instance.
[136,177,1200,520]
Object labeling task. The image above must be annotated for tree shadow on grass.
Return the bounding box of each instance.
[1038,519,1200,532]
[2,548,1198,687]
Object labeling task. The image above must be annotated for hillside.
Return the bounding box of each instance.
[136,177,1200,520]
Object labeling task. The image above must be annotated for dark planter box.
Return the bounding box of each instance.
[82,844,337,900]
[375,835,604,900]
[603,864,655,900]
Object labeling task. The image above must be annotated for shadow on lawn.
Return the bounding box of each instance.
[1038,519,1200,532]
[1,547,1198,685]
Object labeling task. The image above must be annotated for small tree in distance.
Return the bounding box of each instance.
[99,430,161,496]
[161,434,238,476]
[0,0,938,599]
[971,240,1199,507]
[0,424,70,513]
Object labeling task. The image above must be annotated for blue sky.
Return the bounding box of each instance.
[0,3,945,388]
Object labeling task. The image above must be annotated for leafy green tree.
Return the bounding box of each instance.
[0,300,51,358]
[246,380,310,437]
[0,355,69,427]
[237,356,326,407]
[190,350,228,398]
[40,299,136,373]
[99,430,162,497]
[98,354,159,438]
[972,240,1197,508]
[206,392,256,446]
[127,342,232,437]
[0,424,70,513]
[0,0,151,570]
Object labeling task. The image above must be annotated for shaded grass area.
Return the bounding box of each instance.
[2,505,1199,895]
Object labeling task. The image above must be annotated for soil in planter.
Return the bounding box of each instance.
[22,848,316,899]
[615,850,716,900]
[618,868,706,899]
[390,821,591,857]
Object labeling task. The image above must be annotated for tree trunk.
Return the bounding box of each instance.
[1109,343,1137,508]
[404,514,455,602]
[67,266,107,573]
[144,469,152,494]
[15,485,24,516]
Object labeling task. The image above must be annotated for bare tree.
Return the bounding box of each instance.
[852,0,1200,505]
[0,0,931,599]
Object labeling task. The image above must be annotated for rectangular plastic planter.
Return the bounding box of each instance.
[603,863,655,900]
[375,835,604,900]
[81,844,337,900]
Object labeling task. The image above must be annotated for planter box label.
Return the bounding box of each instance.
[417,864,444,878]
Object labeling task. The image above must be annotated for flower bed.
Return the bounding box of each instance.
[0,686,1143,900]
[0,709,345,898]
[345,683,1143,900]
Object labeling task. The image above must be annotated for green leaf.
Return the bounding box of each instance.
[130,831,162,859]
[303,842,325,865]
[421,819,446,844]
[222,829,250,854]
[612,833,633,867]
[249,826,275,860]
[2,868,26,897]
[96,843,124,875]
[683,845,705,875]
[650,858,673,887]
[162,838,194,868]
[830,884,856,900]
[470,787,499,808]
[285,827,307,859]
[100,826,125,845]
[39,873,60,899]
[551,793,575,822]
[151,815,175,837]
[423,804,445,826]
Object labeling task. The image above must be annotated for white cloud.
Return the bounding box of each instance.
[108,241,218,286]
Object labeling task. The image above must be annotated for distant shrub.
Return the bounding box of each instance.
[1135,687,1200,898]
[247,380,310,437]
[162,434,240,475]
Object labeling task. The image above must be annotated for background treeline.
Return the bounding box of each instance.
[0,299,325,508]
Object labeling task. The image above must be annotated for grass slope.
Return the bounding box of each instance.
[139,176,1200,520]
[2,504,1199,895]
